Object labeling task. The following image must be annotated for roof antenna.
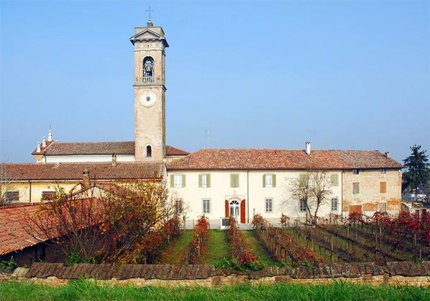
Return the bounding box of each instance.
[204,129,211,148]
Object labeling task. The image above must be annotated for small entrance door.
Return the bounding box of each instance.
[230,200,240,221]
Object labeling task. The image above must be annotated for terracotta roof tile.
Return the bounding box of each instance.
[32,141,188,156]
[2,162,164,181]
[167,149,403,170]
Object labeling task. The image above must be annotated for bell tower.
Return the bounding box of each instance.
[130,15,168,162]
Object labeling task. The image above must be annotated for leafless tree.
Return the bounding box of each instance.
[288,170,333,225]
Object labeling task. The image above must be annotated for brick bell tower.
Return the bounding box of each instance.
[130,14,168,162]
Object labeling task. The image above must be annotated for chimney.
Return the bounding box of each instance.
[112,153,117,167]
[305,141,311,155]
[82,169,90,188]
[48,129,53,142]
[385,151,390,158]
[42,136,46,148]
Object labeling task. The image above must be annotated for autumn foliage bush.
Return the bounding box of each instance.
[227,218,263,271]
[188,216,210,264]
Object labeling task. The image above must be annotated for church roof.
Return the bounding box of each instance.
[2,162,164,181]
[167,149,403,170]
[32,141,189,156]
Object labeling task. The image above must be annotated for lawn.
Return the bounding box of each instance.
[158,230,194,264]
[199,230,229,264]
[0,280,429,301]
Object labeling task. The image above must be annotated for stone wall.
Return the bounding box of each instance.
[2,261,430,287]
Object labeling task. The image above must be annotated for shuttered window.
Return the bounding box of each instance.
[300,199,307,212]
[199,174,211,188]
[353,183,359,194]
[263,174,276,188]
[299,174,307,187]
[380,182,387,193]
[331,198,338,211]
[379,202,387,212]
[5,191,19,202]
[230,174,239,188]
[171,174,186,188]
[42,191,56,200]
[330,174,339,186]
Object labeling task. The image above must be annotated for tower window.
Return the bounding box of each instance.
[143,57,154,77]
[146,145,152,157]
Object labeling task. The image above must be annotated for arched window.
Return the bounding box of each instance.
[146,145,152,157]
[143,57,154,77]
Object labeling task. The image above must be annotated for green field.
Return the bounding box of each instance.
[0,280,428,301]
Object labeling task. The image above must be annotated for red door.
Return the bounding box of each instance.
[240,199,246,223]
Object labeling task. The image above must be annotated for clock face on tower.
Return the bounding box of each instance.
[139,91,157,108]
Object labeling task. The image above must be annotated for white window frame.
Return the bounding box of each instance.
[203,199,211,214]
[202,174,208,188]
[331,198,338,211]
[265,198,273,213]
[174,174,183,188]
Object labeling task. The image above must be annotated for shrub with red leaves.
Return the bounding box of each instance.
[188,216,210,264]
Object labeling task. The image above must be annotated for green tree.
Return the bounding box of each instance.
[403,145,430,192]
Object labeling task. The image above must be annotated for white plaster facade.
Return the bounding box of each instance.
[168,170,343,227]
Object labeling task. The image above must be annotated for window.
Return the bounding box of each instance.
[331,198,338,211]
[353,182,359,194]
[263,174,276,188]
[199,174,211,188]
[353,169,360,175]
[265,198,273,213]
[330,174,339,186]
[230,174,239,188]
[171,174,186,188]
[381,169,387,174]
[143,56,154,77]
[175,199,183,215]
[300,199,307,212]
[299,174,307,187]
[42,191,56,200]
[203,199,210,214]
[379,202,387,213]
[5,191,19,203]
[380,182,387,193]
[146,145,152,157]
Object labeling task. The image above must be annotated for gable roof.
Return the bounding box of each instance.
[32,141,188,157]
[129,28,169,47]
[167,149,403,170]
[2,162,164,181]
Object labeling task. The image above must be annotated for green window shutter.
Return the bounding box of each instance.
[299,174,307,187]
[198,174,202,188]
[273,174,276,187]
[231,174,239,188]
[263,174,266,187]
[182,175,186,187]
[331,174,339,186]
[207,174,211,188]
[170,174,174,187]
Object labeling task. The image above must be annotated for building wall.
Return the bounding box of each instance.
[342,169,402,216]
[43,154,135,163]
[168,170,343,227]
[7,182,79,203]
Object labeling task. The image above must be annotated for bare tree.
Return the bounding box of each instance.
[288,170,333,225]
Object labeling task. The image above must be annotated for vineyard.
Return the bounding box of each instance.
[152,212,430,269]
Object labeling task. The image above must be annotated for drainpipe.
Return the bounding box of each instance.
[28,180,32,203]
[341,171,344,219]
[247,170,250,223]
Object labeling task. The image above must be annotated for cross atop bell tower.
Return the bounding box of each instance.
[130,16,169,162]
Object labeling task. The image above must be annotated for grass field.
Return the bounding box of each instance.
[200,230,229,264]
[158,230,194,264]
[0,280,429,301]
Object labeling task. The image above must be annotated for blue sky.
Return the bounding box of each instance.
[0,0,429,163]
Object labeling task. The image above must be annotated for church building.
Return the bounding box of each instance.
[3,17,403,227]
